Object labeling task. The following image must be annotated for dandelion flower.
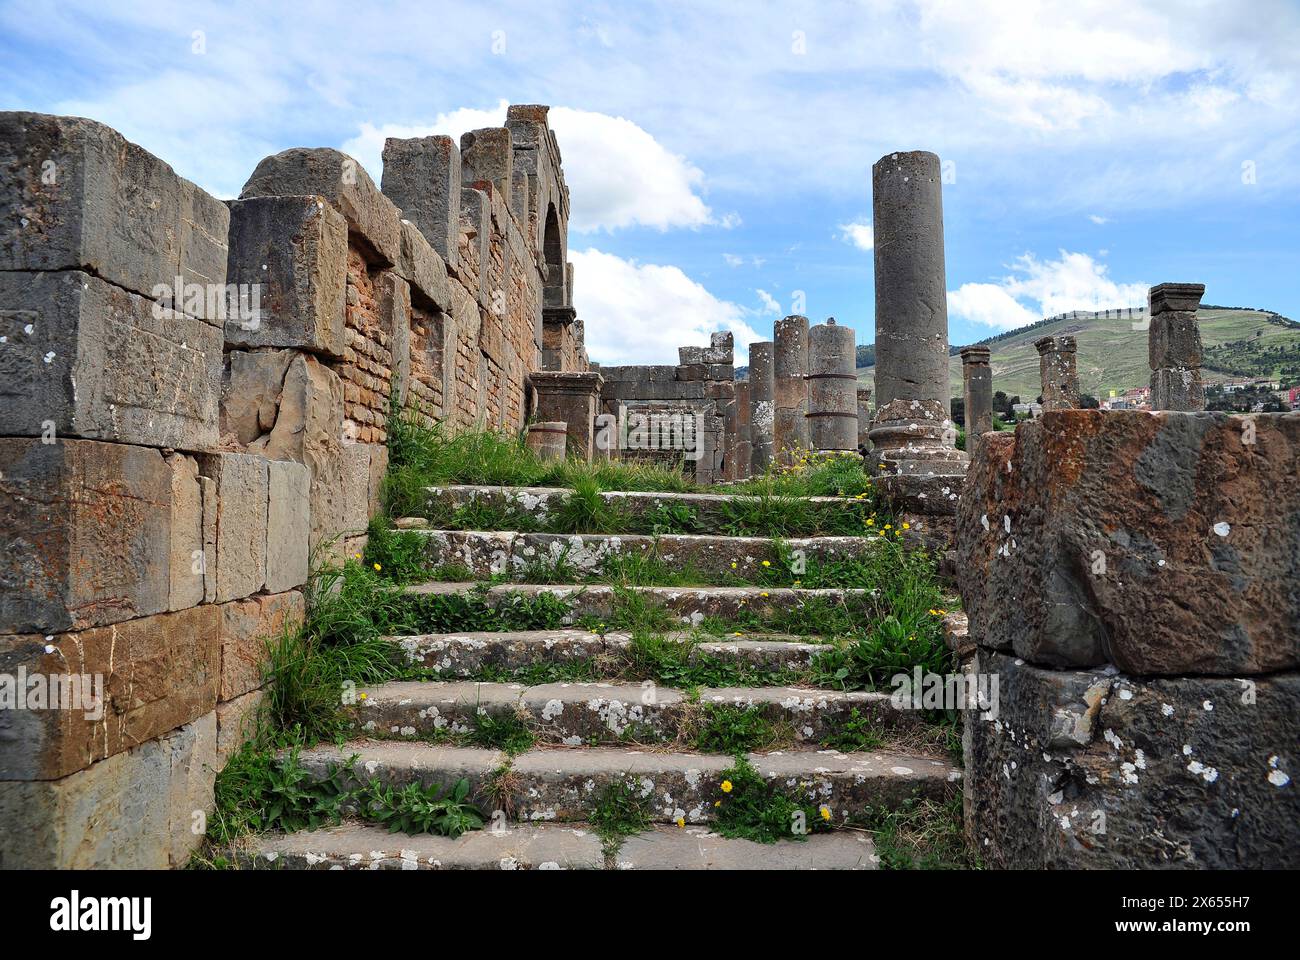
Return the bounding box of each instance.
[819,806,832,821]
[761,560,771,567]
[676,817,686,828]
[721,780,733,793]
[373,563,382,571]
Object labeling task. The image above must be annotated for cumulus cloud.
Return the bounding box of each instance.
[1088,214,1109,224]
[948,250,1147,331]
[571,248,763,366]
[755,289,782,314]
[342,101,716,232]
[838,220,874,251]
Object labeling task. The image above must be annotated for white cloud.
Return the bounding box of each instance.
[722,253,745,267]
[341,101,716,233]
[571,248,762,365]
[1089,214,1109,225]
[756,289,782,314]
[838,220,875,251]
[948,250,1147,331]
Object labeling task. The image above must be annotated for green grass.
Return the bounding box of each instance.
[590,780,654,859]
[854,795,977,869]
[694,704,784,753]
[712,755,831,844]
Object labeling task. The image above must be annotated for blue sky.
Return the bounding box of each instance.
[3,0,1298,366]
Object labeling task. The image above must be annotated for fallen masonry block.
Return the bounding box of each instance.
[0,112,229,321]
[965,649,1300,869]
[0,438,173,633]
[957,410,1300,674]
[0,269,222,449]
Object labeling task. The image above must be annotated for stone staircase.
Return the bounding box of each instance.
[242,483,961,870]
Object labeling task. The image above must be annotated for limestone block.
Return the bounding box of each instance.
[0,269,222,449]
[1148,310,1204,369]
[240,147,402,267]
[216,688,266,769]
[1151,365,1205,412]
[367,442,389,519]
[396,218,452,309]
[0,111,229,321]
[167,452,207,611]
[221,349,347,555]
[957,410,1300,674]
[460,127,513,204]
[378,271,411,406]
[198,452,269,603]
[0,604,219,780]
[0,438,171,633]
[965,649,1300,868]
[218,590,304,701]
[224,195,348,358]
[341,442,373,534]
[265,459,310,593]
[382,135,461,270]
[0,710,217,869]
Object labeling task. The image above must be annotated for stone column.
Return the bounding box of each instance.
[1035,336,1080,411]
[856,387,872,451]
[960,346,993,461]
[749,341,775,474]
[867,150,963,476]
[734,380,753,480]
[526,422,567,462]
[1148,283,1206,411]
[806,319,858,452]
[773,314,810,463]
[529,371,603,461]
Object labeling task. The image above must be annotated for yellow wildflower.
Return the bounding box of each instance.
[676,817,685,828]
[761,560,771,567]
[373,563,382,571]
[902,522,910,530]
[866,518,874,526]
[819,806,832,821]
[721,780,733,793]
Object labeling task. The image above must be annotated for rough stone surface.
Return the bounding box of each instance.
[526,421,567,462]
[0,605,219,780]
[216,688,265,769]
[1,112,229,320]
[957,410,1300,674]
[382,135,461,269]
[773,315,810,462]
[245,821,603,870]
[265,459,310,593]
[218,590,305,702]
[0,710,216,869]
[1,438,172,633]
[966,649,1299,868]
[616,825,877,869]
[872,150,948,411]
[198,452,269,603]
[806,321,858,451]
[223,195,348,357]
[240,147,402,266]
[166,452,208,610]
[1035,335,1080,412]
[0,269,222,449]
[960,346,993,460]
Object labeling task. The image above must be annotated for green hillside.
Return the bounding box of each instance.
[856,308,1300,401]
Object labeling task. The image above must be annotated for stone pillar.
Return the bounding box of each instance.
[1148,283,1206,411]
[773,315,810,463]
[1035,336,1080,411]
[856,387,872,451]
[960,346,993,460]
[867,150,963,476]
[734,380,753,480]
[526,422,567,462]
[806,320,858,452]
[749,341,775,474]
[529,371,603,461]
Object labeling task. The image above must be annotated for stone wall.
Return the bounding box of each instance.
[957,410,1299,867]
[0,104,581,867]
[595,332,740,482]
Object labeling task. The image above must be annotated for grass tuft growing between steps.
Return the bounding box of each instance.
[591,780,654,860]
[854,795,978,870]
[712,756,832,844]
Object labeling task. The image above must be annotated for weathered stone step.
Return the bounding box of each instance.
[290,740,960,825]
[354,679,915,744]
[391,628,830,677]
[413,529,875,581]
[240,820,880,870]
[406,581,876,626]
[420,484,868,534]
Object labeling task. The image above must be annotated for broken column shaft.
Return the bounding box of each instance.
[867,150,963,475]
[806,320,858,452]
[773,314,810,464]
[749,341,775,474]
[960,346,993,460]
[1035,335,1080,411]
[1148,283,1206,411]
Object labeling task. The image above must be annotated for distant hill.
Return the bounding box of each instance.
[856,307,1300,401]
